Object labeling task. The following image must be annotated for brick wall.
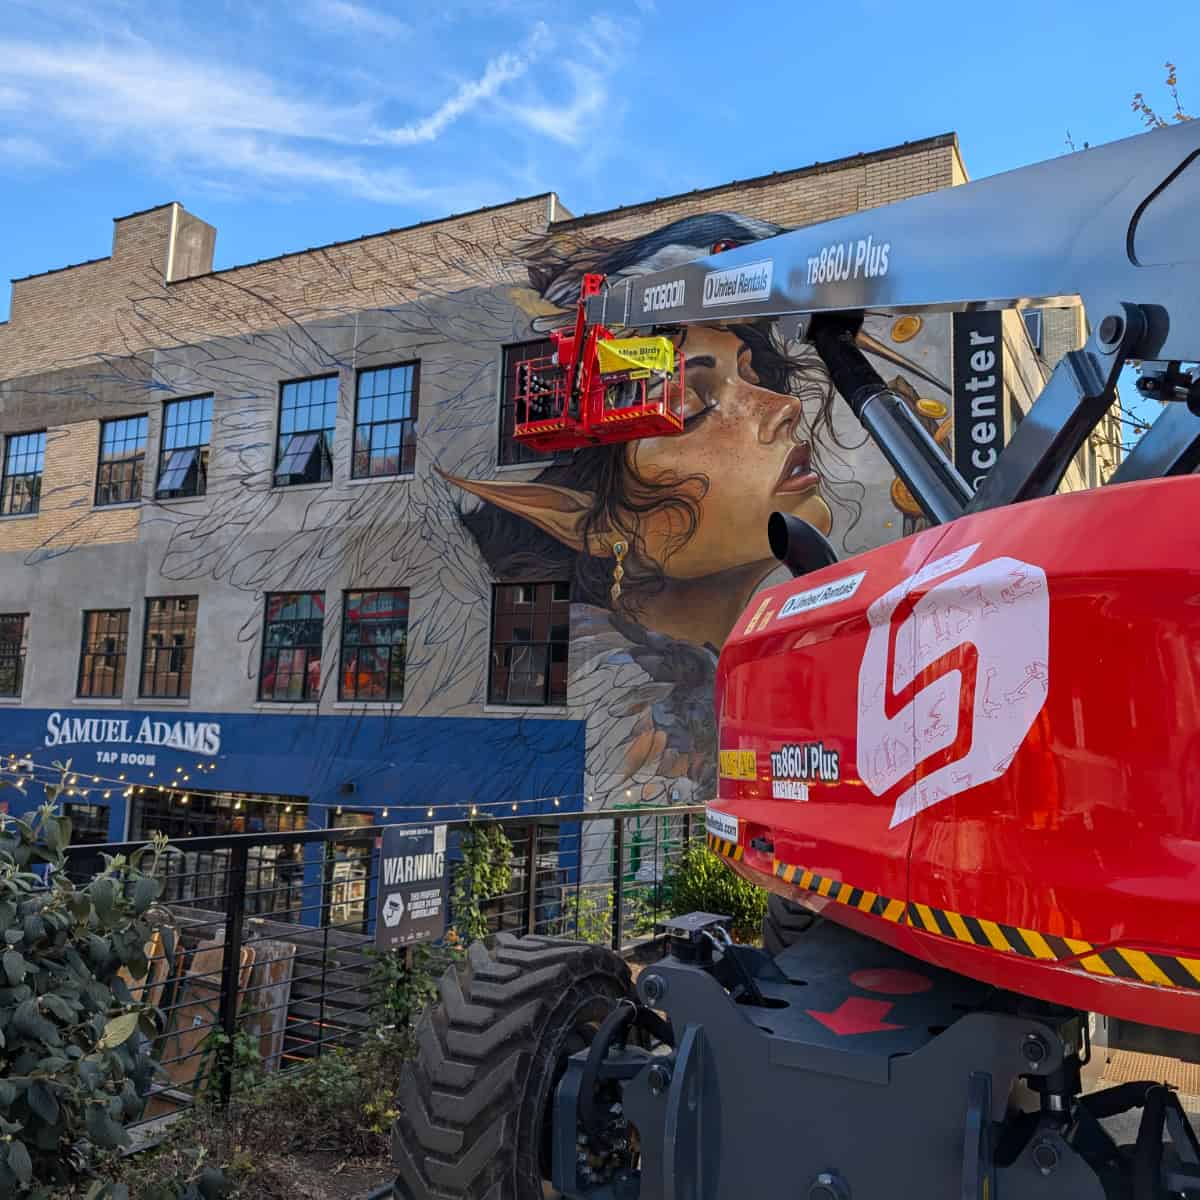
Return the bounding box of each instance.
[0,421,140,554]
[557,139,958,243]
[0,197,551,380]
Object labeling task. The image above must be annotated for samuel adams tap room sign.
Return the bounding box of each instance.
[952,311,1007,492]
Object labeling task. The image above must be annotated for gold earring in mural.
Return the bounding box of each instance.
[610,540,629,605]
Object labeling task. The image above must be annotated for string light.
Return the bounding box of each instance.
[103,790,111,799]
[0,757,623,825]
[381,808,389,819]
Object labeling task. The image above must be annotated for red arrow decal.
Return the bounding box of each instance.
[806,997,902,1036]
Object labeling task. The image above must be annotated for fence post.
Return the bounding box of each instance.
[524,821,539,936]
[216,841,249,1108]
[611,816,625,952]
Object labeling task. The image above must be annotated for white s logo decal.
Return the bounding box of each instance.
[856,544,1049,828]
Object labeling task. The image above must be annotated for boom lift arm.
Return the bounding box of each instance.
[583,119,1200,523]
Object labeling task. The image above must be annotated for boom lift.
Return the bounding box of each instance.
[393,120,1200,1200]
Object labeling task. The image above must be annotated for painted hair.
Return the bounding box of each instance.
[460,212,867,616]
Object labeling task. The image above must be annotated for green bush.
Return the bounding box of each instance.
[663,840,766,943]
[0,798,174,1197]
[449,820,513,943]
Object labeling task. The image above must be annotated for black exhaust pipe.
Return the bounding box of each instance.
[768,512,838,578]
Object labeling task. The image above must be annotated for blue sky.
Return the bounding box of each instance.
[0,0,1195,331]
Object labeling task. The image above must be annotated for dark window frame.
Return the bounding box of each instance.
[1023,309,1044,354]
[486,581,571,707]
[139,595,199,699]
[0,613,29,698]
[95,415,148,507]
[77,609,131,698]
[258,591,326,702]
[157,394,213,499]
[274,374,338,487]
[352,362,419,479]
[339,587,410,702]
[1,430,46,516]
[498,339,561,467]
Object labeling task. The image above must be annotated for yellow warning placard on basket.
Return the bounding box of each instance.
[719,749,758,781]
[596,336,676,376]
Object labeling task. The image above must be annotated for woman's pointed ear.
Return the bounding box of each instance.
[437,467,612,555]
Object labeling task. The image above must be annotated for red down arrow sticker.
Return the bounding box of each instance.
[806,997,902,1035]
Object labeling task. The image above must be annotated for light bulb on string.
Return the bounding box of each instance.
[427,808,434,818]
[103,790,111,799]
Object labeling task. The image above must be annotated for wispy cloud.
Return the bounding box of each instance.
[0,136,59,169]
[500,16,625,147]
[379,22,550,146]
[302,0,409,40]
[0,9,631,206]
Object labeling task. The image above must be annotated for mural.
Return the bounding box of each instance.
[0,204,955,820]
[446,212,954,806]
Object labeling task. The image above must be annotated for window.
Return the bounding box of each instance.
[340,588,409,701]
[158,396,213,498]
[78,609,130,698]
[488,582,570,706]
[353,364,417,478]
[64,803,110,843]
[140,596,198,698]
[0,614,28,697]
[2,431,46,515]
[276,376,337,486]
[1023,310,1044,354]
[96,416,148,506]
[499,340,558,466]
[259,592,325,701]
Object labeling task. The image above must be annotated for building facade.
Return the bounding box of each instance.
[0,132,1107,877]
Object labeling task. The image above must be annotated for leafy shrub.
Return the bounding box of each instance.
[449,820,513,943]
[0,799,171,1196]
[662,840,766,942]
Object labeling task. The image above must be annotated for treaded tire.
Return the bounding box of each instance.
[762,893,818,956]
[391,933,634,1200]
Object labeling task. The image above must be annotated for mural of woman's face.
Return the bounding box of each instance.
[631,325,833,579]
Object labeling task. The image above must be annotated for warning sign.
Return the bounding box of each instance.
[596,336,676,376]
[375,824,449,950]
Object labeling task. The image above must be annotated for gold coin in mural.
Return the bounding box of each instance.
[890,315,922,343]
[916,398,947,419]
[890,476,922,516]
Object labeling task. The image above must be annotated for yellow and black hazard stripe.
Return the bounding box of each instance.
[706,835,1200,993]
[706,833,743,862]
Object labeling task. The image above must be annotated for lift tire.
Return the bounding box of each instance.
[763,893,819,956]
[391,933,634,1200]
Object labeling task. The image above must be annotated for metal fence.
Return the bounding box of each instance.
[61,804,705,1123]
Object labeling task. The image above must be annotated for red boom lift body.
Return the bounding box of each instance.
[713,475,1200,1037]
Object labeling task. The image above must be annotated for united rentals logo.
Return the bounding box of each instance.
[855,544,1049,828]
[702,260,773,308]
